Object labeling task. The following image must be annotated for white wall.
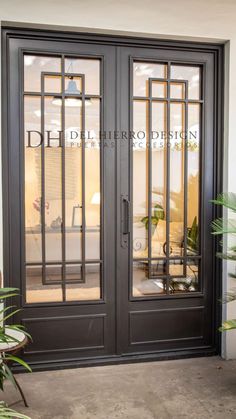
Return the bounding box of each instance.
[1,0,236,358]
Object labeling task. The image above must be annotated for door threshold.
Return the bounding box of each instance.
[13,346,218,373]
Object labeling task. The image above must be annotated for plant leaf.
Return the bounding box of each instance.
[211,192,236,212]
[5,355,32,372]
[0,402,31,419]
[2,309,21,323]
[212,218,236,235]
[219,319,236,331]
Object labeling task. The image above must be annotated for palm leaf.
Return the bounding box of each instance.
[211,192,236,212]
[216,252,236,260]
[211,218,236,235]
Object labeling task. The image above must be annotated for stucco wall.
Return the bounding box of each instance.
[1,0,236,358]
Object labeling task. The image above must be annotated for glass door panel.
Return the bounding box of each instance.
[132,61,201,297]
[24,54,102,303]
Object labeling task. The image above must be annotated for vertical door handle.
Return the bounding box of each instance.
[121,195,130,248]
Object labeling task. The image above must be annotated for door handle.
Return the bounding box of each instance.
[121,195,130,248]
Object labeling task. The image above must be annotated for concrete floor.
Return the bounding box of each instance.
[3,356,236,419]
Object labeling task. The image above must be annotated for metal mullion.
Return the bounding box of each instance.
[132,96,203,105]
[148,79,152,279]
[26,259,102,266]
[81,75,86,285]
[183,81,189,278]
[40,73,46,286]
[44,279,84,286]
[166,63,171,294]
[61,56,66,301]
[133,255,201,262]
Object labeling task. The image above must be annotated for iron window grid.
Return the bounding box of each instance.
[23,55,103,301]
[131,61,202,295]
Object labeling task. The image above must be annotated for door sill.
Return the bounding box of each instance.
[14,346,218,373]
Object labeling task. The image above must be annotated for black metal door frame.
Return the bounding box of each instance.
[117,45,223,357]
[2,27,224,371]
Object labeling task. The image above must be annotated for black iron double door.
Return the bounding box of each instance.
[4,30,220,368]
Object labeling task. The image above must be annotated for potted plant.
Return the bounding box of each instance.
[0,286,32,418]
[212,192,236,331]
[141,204,165,236]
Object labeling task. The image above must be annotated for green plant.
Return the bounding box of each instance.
[187,216,198,252]
[0,401,30,418]
[0,287,32,417]
[141,204,165,235]
[211,192,236,331]
[0,288,32,389]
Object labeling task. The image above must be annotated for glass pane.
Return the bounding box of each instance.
[132,61,201,298]
[133,261,166,297]
[66,264,100,301]
[169,259,199,293]
[187,104,200,255]
[66,264,82,282]
[24,55,61,92]
[170,65,200,100]
[65,101,82,263]
[170,82,185,99]
[44,97,62,262]
[26,266,63,303]
[133,62,167,97]
[85,99,100,260]
[152,81,167,98]
[24,54,102,304]
[151,102,166,257]
[24,96,42,265]
[64,57,100,95]
[44,75,61,93]
[64,76,82,95]
[169,103,185,257]
[133,101,148,259]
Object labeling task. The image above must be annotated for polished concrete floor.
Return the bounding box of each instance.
[3,356,236,419]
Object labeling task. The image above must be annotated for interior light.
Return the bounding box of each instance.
[52,77,91,107]
[91,192,100,205]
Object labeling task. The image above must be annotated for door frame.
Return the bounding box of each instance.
[2,26,224,371]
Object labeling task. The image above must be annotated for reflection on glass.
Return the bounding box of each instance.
[170,65,200,100]
[169,259,199,293]
[133,62,167,97]
[187,104,200,255]
[133,100,148,258]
